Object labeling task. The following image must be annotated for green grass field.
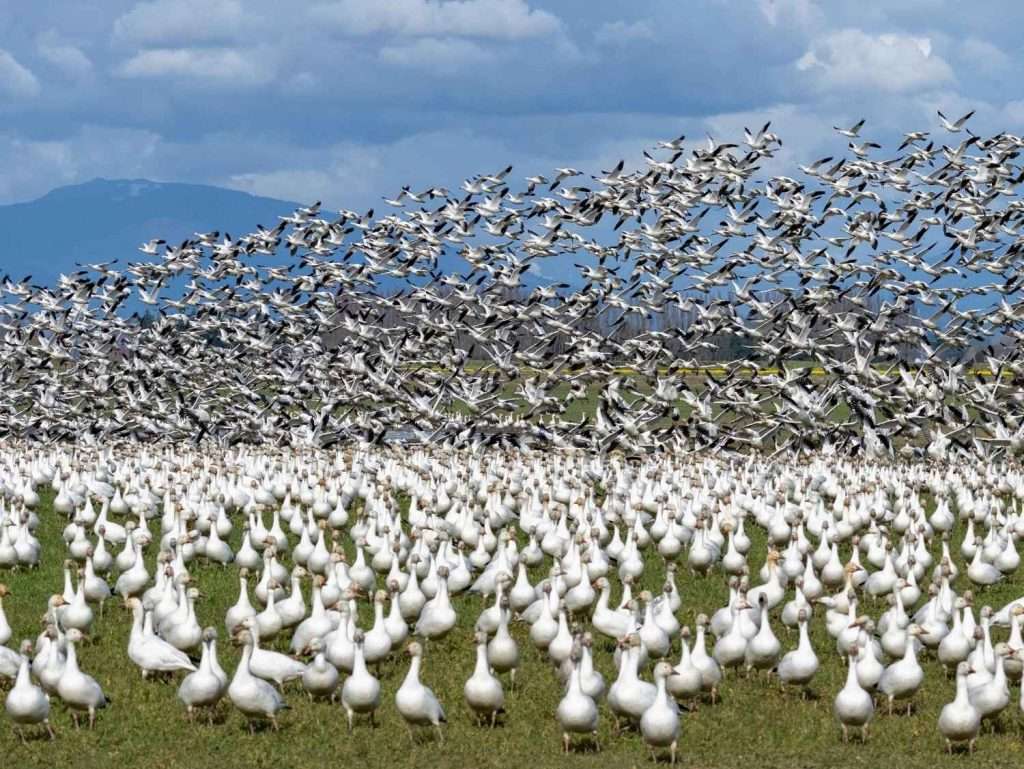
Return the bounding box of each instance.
[3,490,1024,769]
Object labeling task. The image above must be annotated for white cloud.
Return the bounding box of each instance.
[112,0,244,45]
[310,0,560,40]
[379,37,491,74]
[0,125,162,204]
[116,47,274,85]
[756,0,822,28]
[960,37,1011,75]
[594,20,655,46]
[36,31,94,81]
[796,29,954,93]
[0,49,41,98]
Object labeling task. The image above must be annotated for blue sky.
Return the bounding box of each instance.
[1,0,1022,209]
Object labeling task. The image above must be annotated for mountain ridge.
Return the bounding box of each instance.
[0,178,300,282]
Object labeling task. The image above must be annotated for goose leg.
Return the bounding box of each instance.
[670,740,677,766]
[841,724,848,743]
[434,723,444,744]
[562,733,570,753]
[45,720,56,740]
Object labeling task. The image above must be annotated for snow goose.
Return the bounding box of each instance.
[57,628,108,729]
[938,662,980,753]
[5,640,54,741]
[878,624,924,715]
[301,638,339,701]
[0,585,12,646]
[486,597,520,688]
[127,598,197,678]
[464,630,505,727]
[225,568,257,637]
[777,609,818,695]
[178,628,226,722]
[414,565,456,640]
[237,618,305,687]
[557,650,599,753]
[834,645,873,742]
[608,634,656,731]
[395,641,445,742]
[666,627,701,704]
[641,661,681,765]
[968,643,1010,727]
[690,615,722,703]
[228,629,288,733]
[341,629,381,730]
[745,593,781,675]
[591,577,632,640]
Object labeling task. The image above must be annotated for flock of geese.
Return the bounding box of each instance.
[0,111,1020,456]
[0,112,1023,761]
[0,445,1023,760]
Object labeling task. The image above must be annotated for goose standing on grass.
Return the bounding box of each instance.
[777,609,819,696]
[302,637,339,701]
[395,641,445,742]
[57,628,108,729]
[939,662,981,753]
[487,596,520,688]
[228,628,288,733]
[557,649,599,753]
[464,630,505,727]
[834,644,873,743]
[341,629,380,729]
[0,585,12,645]
[640,661,681,765]
[5,640,55,741]
[127,598,196,678]
[178,628,226,722]
[237,618,305,687]
[878,624,924,715]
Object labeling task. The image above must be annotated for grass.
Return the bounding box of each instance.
[3,485,1024,769]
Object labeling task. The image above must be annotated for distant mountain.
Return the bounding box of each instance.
[0,178,299,285]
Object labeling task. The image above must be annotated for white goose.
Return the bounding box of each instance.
[228,628,288,732]
[777,609,819,695]
[301,638,339,701]
[557,649,599,753]
[5,640,55,741]
[464,630,505,727]
[395,641,446,742]
[56,628,108,729]
[238,618,305,687]
[127,598,196,678]
[640,661,681,765]
[177,628,226,722]
[834,645,873,743]
[938,661,980,753]
[341,629,380,730]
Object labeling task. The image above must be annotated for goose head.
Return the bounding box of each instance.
[65,627,85,644]
[233,628,254,647]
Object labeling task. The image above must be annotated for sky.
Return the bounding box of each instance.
[1,0,1022,210]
